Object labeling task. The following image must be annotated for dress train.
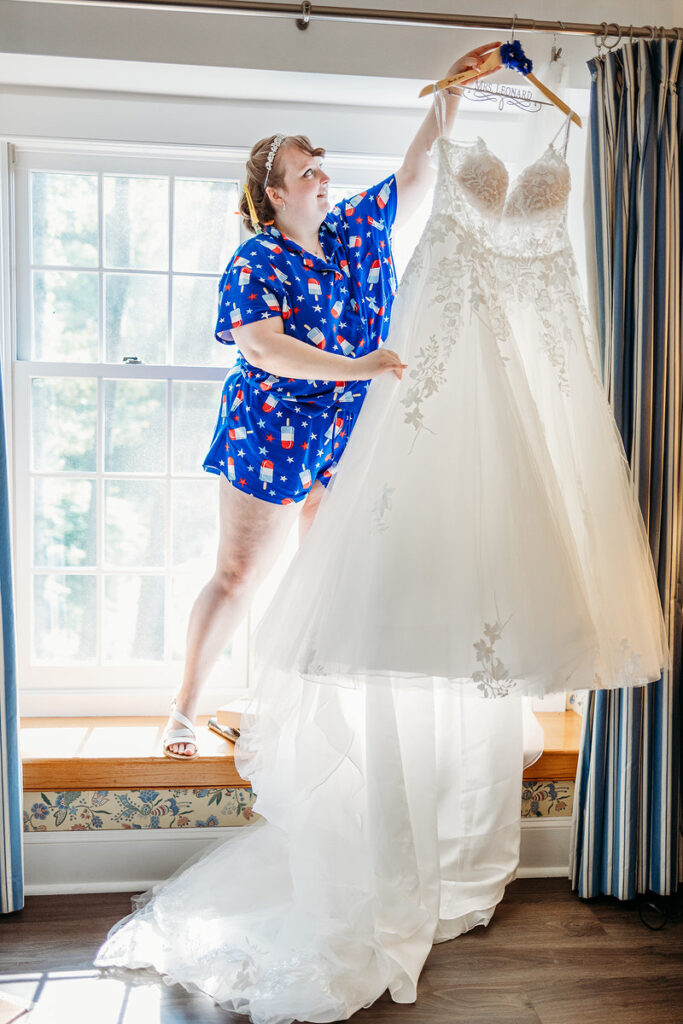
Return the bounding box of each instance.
[95,677,526,1023]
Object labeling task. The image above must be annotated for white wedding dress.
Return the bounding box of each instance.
[256,108,668,700]
[93,101,668,1022]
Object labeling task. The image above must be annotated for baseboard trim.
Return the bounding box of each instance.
[23,826,231,896]
[23,818,572,895]
[518,817,572,878]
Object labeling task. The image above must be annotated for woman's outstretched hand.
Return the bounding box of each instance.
[443,42,502,93]
[352,348,408,381]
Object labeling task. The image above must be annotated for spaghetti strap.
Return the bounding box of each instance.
[549,110,572,158]
[433,84,447,139]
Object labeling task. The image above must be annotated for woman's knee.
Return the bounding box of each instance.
[212,557,258,601]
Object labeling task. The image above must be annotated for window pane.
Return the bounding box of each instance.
[104,574,164,661]
[32,270,99,362]
[104,272,168,364]
[33,574,96,662]
[104,379,166,473]
[173,178,239,274]
[32,377,97,473]
[172,275,221,366]
[31,171,98,267]
[104,175,168,270]
[328,185,355,209]
[34,478,96,568]
[172,381,220,474]
[172,478,217,570]
[104,479,166,567]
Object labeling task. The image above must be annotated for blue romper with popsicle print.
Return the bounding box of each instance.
[202,172,399,504]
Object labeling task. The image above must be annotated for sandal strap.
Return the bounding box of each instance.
[163,726,196,743]
[169,701,195,733]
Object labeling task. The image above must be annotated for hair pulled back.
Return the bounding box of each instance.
[239,134,326,234]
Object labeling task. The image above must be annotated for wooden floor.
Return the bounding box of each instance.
[1,878,681,1023]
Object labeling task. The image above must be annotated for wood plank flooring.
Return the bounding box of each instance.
[1,878,681,1023]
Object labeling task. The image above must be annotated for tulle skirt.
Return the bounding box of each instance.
[94,678,531,1024]
[254,223,668,699]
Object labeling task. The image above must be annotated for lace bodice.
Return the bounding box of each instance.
[430,135,571,257]
[408,116,593,399]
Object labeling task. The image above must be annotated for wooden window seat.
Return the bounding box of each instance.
[19,711,582,790]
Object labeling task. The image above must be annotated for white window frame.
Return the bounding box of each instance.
[5,137,400,717]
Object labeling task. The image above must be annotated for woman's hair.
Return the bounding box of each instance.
[239,134,326,234]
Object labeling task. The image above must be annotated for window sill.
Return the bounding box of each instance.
[19,711,582,791]
[20,715,249,789]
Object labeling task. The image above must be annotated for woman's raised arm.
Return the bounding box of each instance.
[393,41,501,231]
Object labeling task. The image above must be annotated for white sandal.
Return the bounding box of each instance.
[162,698,199,760]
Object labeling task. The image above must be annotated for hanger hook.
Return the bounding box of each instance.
[552,22,564,61]
[510,12,517,42]
[296,0,311,31]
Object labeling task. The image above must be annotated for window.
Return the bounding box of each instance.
[12,146,244,715]
[9,141,403,716]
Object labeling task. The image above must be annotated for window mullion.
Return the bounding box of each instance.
[13,362,32,702]
[97,169,105,669]
[168,174,174,363]
[15,361,227,381]
[96,373,104,669]
[98,169,104,363]
[166,380,174,668]
[166,175,174,668]
[16,165,31,362]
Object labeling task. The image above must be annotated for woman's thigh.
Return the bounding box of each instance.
[215,473,299,588]
[299,480,326,542]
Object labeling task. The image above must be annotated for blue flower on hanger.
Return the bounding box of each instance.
[501,39,533,75]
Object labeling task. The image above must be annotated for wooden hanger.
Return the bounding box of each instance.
[419,45,583,128]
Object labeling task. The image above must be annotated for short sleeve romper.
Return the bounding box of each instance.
[202,173,399,504]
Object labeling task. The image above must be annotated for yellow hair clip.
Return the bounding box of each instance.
[243,184,261,233]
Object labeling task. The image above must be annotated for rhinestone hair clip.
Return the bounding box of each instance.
[263,133,286,189]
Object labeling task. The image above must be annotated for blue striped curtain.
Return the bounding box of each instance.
[0,359,23,913]
[570,39,682,899]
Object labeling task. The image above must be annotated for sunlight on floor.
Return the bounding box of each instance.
[0,971,164,1023]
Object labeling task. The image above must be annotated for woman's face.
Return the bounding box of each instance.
[267,145,330,229]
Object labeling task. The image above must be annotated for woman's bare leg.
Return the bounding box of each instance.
[165,474,298,756]
[298,479,326,543]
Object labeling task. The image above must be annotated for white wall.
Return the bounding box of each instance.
[0,0,679,94]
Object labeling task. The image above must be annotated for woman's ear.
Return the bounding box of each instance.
[266,186,281,207]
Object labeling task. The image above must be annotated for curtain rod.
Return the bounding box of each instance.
[18,1,683,41]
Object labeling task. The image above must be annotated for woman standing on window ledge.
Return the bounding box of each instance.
[162,43,499,758]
